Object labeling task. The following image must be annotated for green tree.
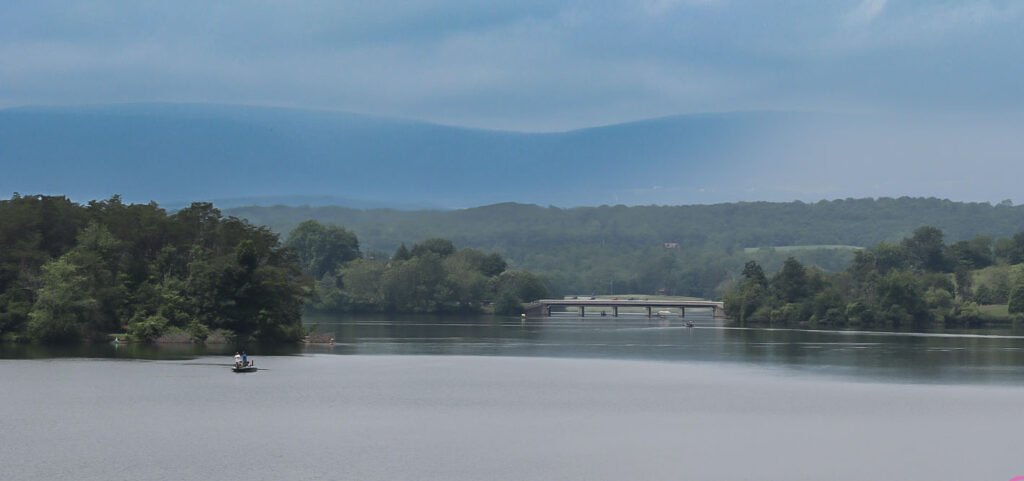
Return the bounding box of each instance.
[812,286,845,324]
[924,287,953,321]
[493,291,525,315]
[393,243,412,261]
[723,280,769,323]
[491,270,548,303]
[953,264,973,301]
[876,270,928,328]
[1008,232,1024,264]
[28,223,128,341]
[742,260,767,286]
[443,251,490,309]
[949,235,993,269]
[954,301,982,326]
[489,270,548,315]
[286,220,361,279]
[871,242,909,273]
[993,236,1016,264]
[411,238,456,258]
[974,283,993,304]
[27,257,94,342]
[771,257,808,303]
[382,254,455,312]
[992,273,1012,303]
[0,194,88,334]
[845,301,875,327]
[337,259,387,310]
[1009,284,1024,315]
[901,226,949,272]
[480,252,508,277]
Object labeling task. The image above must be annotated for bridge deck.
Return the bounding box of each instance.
[525,299,726,318]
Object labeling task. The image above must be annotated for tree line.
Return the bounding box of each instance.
[285,220,547,315]
[228,197,1024,299]
[0,195,549,344]
[724,226,1024,329]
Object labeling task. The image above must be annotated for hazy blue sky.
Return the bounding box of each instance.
[2,0,1022,131]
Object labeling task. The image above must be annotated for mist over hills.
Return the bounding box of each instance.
[3,103,1022,209]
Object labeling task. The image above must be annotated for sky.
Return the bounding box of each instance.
[2,0,1023,132]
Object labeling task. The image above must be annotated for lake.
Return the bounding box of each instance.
[2,313,1023,480]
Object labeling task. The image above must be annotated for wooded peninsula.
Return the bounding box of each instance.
[0,195,544,344]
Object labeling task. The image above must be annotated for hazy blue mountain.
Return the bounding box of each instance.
[3,103,1020,207]
[0,103,817,208]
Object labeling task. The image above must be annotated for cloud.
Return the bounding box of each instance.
[845,0,888,26]
[1,1,1023,130]
[639,0,719,16]
[834,0,1024,51]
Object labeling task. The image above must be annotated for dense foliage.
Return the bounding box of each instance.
[286,222,546,315]
[0,195,308,343]
[6,194,1021,342]
[230,197,1024,299]
[724,227,1024,328]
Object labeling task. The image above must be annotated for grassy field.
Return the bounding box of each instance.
[971,264,1024,286]
[743,245,863,254]
[978,304,1010,318]
[590,294,704,301]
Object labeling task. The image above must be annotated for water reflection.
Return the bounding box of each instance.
[4,312,1024,384]
[304,312,1024,384]
[0,338,302,360]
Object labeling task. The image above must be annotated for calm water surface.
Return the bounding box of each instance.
[2,314,1023,480]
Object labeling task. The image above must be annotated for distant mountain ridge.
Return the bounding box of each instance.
[3,103,1022,207]
[0,103,821,208]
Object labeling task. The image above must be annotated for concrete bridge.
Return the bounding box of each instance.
[525,298,726,318]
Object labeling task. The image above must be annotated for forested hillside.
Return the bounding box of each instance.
[230,198,1024,298]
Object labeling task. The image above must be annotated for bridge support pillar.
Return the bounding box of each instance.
[545,306,551,317]
[612,306,618,317]
[680,308,685,318]
[579,306,585,317]
[646,306,652,317]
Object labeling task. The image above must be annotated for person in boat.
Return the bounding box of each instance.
[234,352,242,368]
[242,351,248,367]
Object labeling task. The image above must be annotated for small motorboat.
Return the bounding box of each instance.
[232,362,257,373]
